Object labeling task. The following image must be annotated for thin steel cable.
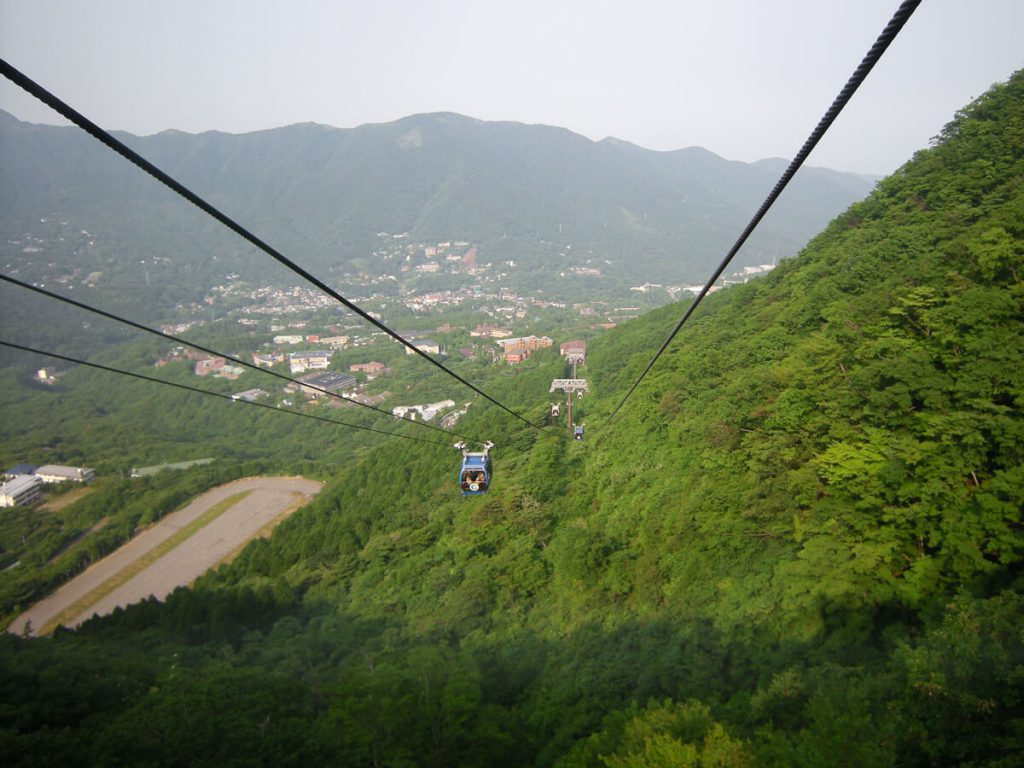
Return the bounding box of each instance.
[0,273,483,443]
[606,0,922,421]
[0,340,450,446]
[0,58,548,435]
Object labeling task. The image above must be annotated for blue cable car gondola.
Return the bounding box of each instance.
[455,441,494,495]
[573,424,585,441]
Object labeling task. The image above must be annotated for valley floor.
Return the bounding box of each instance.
[6,476,322,636]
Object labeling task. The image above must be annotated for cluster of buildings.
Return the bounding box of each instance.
[207,283,337,316]
[155,349,246,379]
[0,464,95,508]
[484,336,585,365]
[156,347,205,368]
[236,353,390,406]
[496,335,554,364]
[401,289,471,312]
[250,349,339,375]
[272,333,349,348]
[277,363,389,406]
[374,235,483,277]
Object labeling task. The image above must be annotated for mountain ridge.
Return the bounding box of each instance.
[0,108,875,299]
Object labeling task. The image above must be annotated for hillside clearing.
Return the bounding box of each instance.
[39,486,94,512]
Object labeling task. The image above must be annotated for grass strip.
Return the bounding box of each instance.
[41,490,252,635]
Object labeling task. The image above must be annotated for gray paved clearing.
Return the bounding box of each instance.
[7,476,322,636]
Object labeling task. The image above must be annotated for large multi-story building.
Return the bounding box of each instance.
[320,336,349,349]
[0,475,42,507]
[252,352,286,368]
[288,350,332,374]
[194,356,225,376]
[294,371,357,397]
[497,335,553,353]
[33,465,95,484]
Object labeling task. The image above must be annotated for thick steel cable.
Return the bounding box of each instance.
[0,58,548,435]
[606,0,922,421]
[0,273,483,443]
[0,340,450,446]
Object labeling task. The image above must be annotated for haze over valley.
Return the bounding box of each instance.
[0,109,875,322]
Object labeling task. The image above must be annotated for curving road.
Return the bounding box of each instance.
[7,476,322,636]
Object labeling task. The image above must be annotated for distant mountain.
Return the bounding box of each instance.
[0,110,874,300]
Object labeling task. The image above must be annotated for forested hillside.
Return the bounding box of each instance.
[1,73,1022,766]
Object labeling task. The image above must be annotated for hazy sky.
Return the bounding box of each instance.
[0,0,1020,175]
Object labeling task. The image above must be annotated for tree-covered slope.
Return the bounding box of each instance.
[590,66,1024,623]
[1,74,1022,766]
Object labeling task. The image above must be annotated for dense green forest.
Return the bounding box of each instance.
[1,72,1022,765]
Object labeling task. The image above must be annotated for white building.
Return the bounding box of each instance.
[391,400,455,422]
[33,465,95,484]
[419,399,456,422]
[0,475,42,507]
[273,334,305,345]
[404,339,441,356]
[231,388,269,402]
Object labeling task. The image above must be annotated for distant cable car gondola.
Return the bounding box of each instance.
[573,424,585,441]
[455,441,494,495]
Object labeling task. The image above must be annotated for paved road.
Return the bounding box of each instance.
[8,476,322,636]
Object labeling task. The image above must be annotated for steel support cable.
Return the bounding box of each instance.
[0,273,483,443]
[0,59,548,436]
[606,0,922,422]
[0,340,451,447]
